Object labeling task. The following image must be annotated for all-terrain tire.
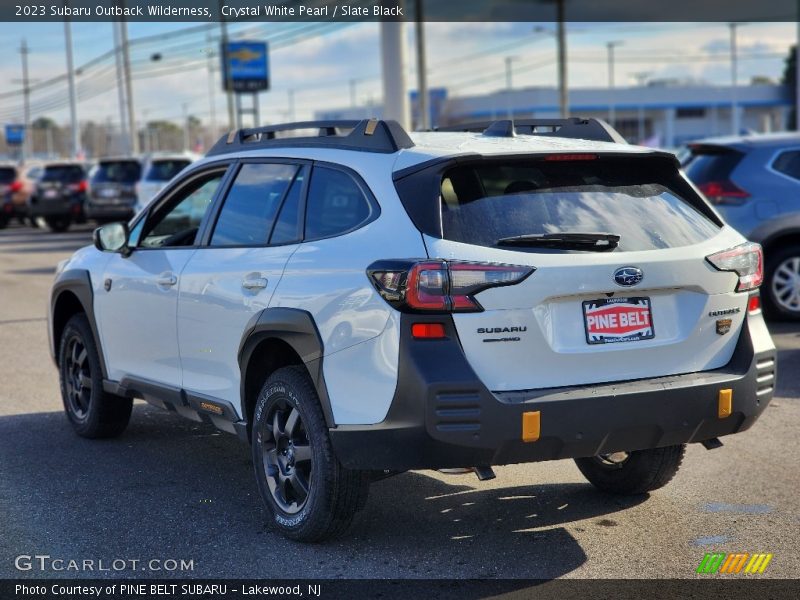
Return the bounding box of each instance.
[251,365,369,542]
[58,313,133,438]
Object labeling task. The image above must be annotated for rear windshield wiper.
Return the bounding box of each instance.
[496,232,620,251]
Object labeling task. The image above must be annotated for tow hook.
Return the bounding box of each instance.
[701,438,724,450]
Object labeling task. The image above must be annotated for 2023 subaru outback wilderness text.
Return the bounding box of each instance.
[48,118,776,542]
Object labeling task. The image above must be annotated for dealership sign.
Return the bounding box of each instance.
[5,124,24,145]
[221,41,269,92]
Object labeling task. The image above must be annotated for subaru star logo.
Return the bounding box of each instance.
[614,267,644,287]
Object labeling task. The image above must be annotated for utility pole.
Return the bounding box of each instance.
[219,2,235,131]
[729,22,742,135]
[380,20,410,129]
[18,39,31,161]
[182,103,190,152]
[606,40,623,127]
[795,2,799,130]
[112,23,129,154]
[504,56,518,119]
[414,0,429,130]
[632,71,650,143]
[556,0,568,118]
[141,108,150,154]
[349,79,357,107]
[205,30,218,140]
[119,16,138,154]
[64,20,80,158]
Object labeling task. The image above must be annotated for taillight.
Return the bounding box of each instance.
[706,242,763,292]
[9,180,22,193]
[698,180,750,205]
[368,260,534,313]
[68,180,88,193]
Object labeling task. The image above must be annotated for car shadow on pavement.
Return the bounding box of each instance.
[0,404,645,582]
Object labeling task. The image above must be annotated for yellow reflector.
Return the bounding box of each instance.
[719,389,733,419]
[522,411,540,442]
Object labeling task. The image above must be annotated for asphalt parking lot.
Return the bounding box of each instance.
[0,223,798,581]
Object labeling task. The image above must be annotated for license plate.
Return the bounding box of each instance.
[44,190,58,199]
[582,297,654,345]
[100,188,118,198]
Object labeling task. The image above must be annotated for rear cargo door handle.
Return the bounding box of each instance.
[156,273,177,287]
[242,275,268,291]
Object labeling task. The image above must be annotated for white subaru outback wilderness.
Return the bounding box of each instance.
[49,118,776,542]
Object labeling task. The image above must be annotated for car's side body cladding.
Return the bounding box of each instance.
[238,307,335,429]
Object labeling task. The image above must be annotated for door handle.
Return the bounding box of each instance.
[156,273,178,287]
[242,276,268,291]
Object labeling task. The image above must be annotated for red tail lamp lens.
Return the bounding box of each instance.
[411,323,446,339]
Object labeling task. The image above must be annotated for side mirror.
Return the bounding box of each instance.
[93,222,131,255]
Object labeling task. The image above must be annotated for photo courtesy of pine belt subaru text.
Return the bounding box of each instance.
[48,117,777,542]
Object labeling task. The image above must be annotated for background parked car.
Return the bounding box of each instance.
[85,157,142,223]
[0,163,41,228]
[27,162,88,232]
[684,132,800,320]
[134,153,197,213]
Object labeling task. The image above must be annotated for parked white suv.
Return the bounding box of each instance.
[49,118,776,542]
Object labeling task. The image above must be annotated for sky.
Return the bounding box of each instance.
[0,21,796,129]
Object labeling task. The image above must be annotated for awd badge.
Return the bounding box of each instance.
[716,318,733,335]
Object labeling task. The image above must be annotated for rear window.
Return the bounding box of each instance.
[0,168,15,183]
[436,159,720,252]
[92,160,141,184]
[41,165,85,183]
[684,146,744,184]
[144,159,191,182]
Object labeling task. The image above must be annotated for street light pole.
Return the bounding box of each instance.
[205,30,218,140]
[18,39,31,161]
[729,22,741,135]
[556,0,568,118]
[64,20,80,158]
[414,0,429,130]
[606,40,623,127]
[119,18,138,154]
[112,22,129,154]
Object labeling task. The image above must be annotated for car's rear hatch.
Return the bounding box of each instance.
[395,153,752,391]
[137,158,192,205]
[90,159,141,205]
[37,164,85,200]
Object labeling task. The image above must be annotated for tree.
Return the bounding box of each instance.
[781,45,796,129]
[32,116,57,129]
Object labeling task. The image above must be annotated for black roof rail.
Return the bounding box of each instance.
[206,118,415,156]
[435,118,627,144]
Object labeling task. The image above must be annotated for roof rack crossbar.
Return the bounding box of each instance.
[435,117,627,144]
[206,119,415,156]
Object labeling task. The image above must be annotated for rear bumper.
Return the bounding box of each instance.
[330,313,776,471]
[28,196,82,218]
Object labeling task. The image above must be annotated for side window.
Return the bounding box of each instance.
[139,171,224,249]
[210,163,298,247]
[772,150,800,181]
[269,167,305,245]
[305,167,374,240]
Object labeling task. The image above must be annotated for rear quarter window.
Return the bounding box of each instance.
[304,166,376,240]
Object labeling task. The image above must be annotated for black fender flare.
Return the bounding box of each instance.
[50,268,108,379]
[238,307,335,428]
